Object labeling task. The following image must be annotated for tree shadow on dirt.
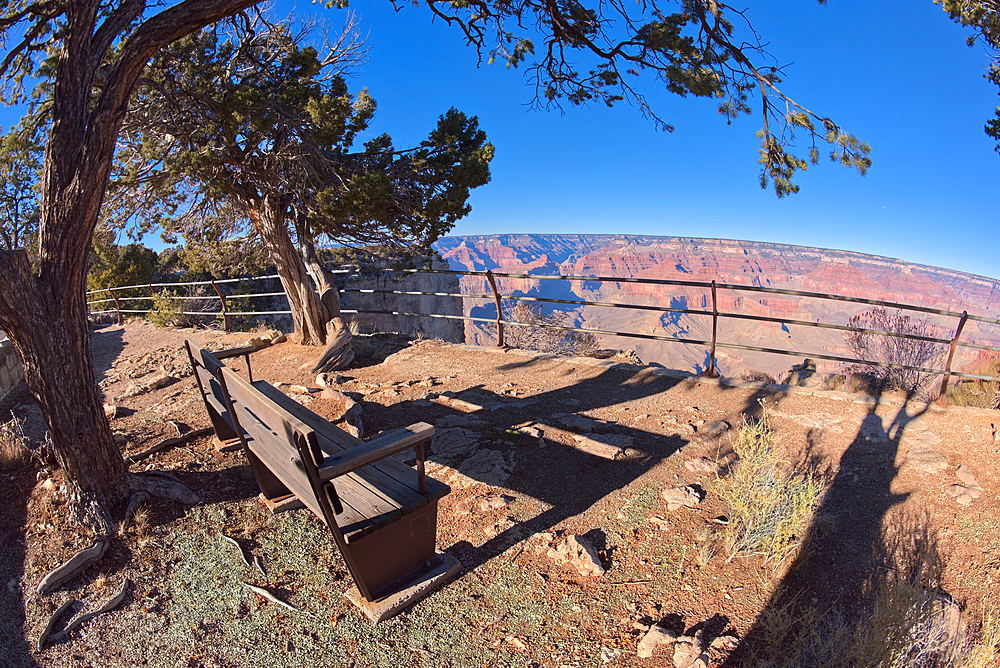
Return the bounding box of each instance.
[396,359,695,572]
[720,390,929,666]
[0,464,42,668]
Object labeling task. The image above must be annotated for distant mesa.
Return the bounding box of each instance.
[432,234,1000,379]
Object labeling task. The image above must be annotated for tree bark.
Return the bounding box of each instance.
[0,0,260,512]
[247,199,340,346]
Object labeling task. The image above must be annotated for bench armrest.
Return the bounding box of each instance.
[212,345,256,360]
[318,422,434,482]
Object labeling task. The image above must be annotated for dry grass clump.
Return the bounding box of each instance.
[748,525,999,668]
[0,412,31,469]
[947,359,1000,409]
[716,412,824,566]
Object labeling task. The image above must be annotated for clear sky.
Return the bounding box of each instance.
[7,1,999,279]
[298,0,999,280]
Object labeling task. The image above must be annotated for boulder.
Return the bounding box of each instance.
[546,534,605,577]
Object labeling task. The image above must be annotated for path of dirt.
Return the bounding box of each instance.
[0,320,997,667]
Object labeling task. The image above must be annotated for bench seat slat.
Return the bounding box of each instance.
[249,381,448,505]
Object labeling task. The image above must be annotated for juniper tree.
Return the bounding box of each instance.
[111,16,494,371]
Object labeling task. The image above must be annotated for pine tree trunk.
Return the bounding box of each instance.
[248,200,332,345]
[1,256,130,511]
[294,213,354,372]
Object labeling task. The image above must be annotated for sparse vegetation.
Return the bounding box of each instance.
[150,287,219,329]
[745,524,1000,668]
[844,307,946,394]
[717,412,825,566]
[947,359,1000,409]
[742,368,777,384]
[0,412,31,469]
[502,300,598,356]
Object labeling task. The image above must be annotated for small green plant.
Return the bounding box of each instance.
[0,412,31,469]
[717,412,824,566]
[149,288,182,328]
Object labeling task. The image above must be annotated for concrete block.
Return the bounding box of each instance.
[258,493,305,514]
[344,552,462,623]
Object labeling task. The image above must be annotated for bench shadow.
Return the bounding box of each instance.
[368,360,694,573]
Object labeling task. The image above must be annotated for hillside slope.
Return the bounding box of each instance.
[433,235,1000,378]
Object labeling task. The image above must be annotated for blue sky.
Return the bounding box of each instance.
[7,1,998,279]
[310,0,999,279]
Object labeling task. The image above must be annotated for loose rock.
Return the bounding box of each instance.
[546,534,605,577]
[637,625,677,659]
[455,449,514,487]
[661,485,704,511]
[684,457,719,474]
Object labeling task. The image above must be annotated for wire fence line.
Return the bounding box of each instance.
[86,267,1000,399]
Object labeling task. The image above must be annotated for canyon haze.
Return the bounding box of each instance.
[432,235,1000,380]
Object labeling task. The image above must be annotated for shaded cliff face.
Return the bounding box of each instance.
[433,235,1000,378]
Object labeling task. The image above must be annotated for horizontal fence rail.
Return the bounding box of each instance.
[86,265,1000,404]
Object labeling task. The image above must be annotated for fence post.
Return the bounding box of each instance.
[936,310,968,407]
[110,288,123,325]
[485,270,504,347]
[705,280,719,377]
[211,280,231,331]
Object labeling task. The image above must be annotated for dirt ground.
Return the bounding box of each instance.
[1,320,998,667]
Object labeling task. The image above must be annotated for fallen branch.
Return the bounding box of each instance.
[36,539,108,595]
[49,580,130,643]
[125,427,212,464]
[222,534,252,569]
[242,582,313,617]
[37,599,76,651]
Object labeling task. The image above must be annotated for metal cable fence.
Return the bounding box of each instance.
[87,266,1000,402]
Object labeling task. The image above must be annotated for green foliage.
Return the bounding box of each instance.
[717,412,824,565]
[0,122,41,253]
[149,290,183,329]
[112,17,493,259]
[937,0,1000,153]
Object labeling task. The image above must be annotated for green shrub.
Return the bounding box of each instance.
[149,289,183,328]
[717,412,824,566]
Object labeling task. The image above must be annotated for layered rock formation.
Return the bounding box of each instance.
[433,235,1000,378]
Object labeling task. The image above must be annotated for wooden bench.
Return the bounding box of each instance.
[184,341,257,451]
[185,342,457,617]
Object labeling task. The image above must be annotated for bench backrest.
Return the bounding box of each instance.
[217,366,339,525]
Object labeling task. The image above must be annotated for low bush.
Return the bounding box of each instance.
[502,301,598,356]
[844,307,945,395]
[717,412,824,566]
[0,413,31,470]
[947,359,1000,409]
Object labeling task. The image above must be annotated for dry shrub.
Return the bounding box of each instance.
[844,307,945,395]
[502,301,598,356]
[717,412,824,566]
[749,518,999,668]
[947,359,1000,409]
[0,412,31,469]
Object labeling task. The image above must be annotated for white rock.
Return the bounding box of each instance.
[547,535,605,577]
[430,428,479,462]
[636,625,677,659]
[661,485,704,511]
[905,447,949,473]
[455,449,514,487]
[956,464,979,488]
[672,636,702,668]
[684,457,719,474]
